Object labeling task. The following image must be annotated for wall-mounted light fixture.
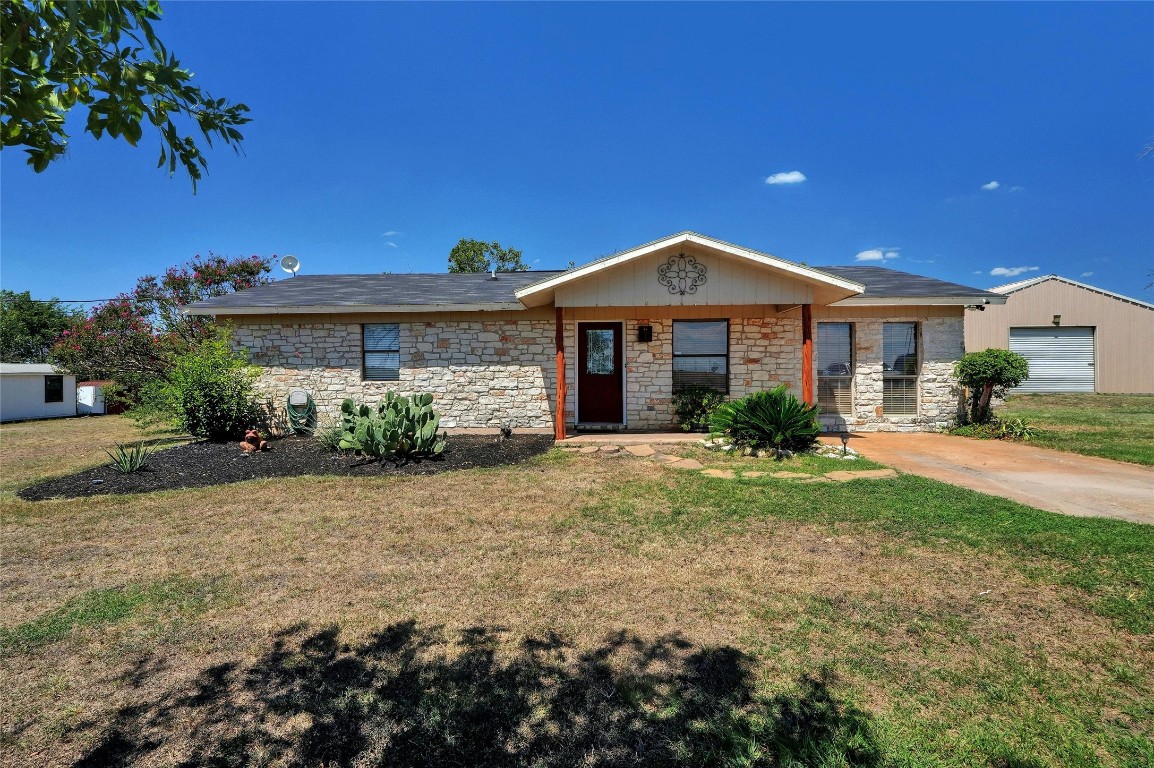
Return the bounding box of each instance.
[1052,314,1061,326]
[637,325,653,343]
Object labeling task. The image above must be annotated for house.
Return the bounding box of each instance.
[965,274,1154,394]
[185,232,1005,437]
[0,364,77,423]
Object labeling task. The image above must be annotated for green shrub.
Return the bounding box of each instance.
[315,421,345,452]
[671,386,726,432]
[104,441,154,473]
[709,384,821,453]
[948,416,1036,442]
[338,392,447,461]
[955,349,1030,424]
[142,329,263,441]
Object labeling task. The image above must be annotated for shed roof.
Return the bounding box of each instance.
[0,364,63,375]
[990,274,1154,310]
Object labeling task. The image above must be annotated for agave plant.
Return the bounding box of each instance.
[104,442,154,473]
[709,385,821,453]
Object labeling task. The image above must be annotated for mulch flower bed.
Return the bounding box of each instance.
[18,434,555,501]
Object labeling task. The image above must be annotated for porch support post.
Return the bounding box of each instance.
[801,303,815,406]
[554,306,567,441]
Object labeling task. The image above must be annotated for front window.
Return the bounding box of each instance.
[816,323,853,415]
[883,322,918,415]
[44,375,63,403]
[363,324,400,381]
[672,320,728,391]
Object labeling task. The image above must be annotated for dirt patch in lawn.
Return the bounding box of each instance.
[16,433,554,501]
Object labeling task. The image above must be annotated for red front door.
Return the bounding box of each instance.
[577,322,623,424]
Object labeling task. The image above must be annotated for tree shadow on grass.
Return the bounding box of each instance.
[74,622,879,767]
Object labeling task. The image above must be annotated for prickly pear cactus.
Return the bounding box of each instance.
[337,392,447,461]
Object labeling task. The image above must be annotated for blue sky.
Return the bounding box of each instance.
[2,2,1152,305]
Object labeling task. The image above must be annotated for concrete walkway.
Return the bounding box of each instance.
[835,432,1154,525]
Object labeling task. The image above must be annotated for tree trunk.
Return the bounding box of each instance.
[976,383,995,423]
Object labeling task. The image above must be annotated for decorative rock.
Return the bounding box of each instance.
[824,469,899,482]
[599,445,621,453]
[624,444,657,457]
[701,469,736,479]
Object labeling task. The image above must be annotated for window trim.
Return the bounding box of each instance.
[44,375,64,404]
[671,319,730,394]
[362,323,401,382]
[882,321,919,417]
[816,322,854,416]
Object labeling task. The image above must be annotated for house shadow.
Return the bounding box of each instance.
[73,622,880,767]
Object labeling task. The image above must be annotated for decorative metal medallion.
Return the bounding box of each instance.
[657,253,708,295]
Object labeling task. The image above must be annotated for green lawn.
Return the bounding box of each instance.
[1,417,1151,767]
[997,393,1154,465]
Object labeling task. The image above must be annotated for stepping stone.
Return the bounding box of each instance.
[599,445,621,453]
[824,469,899,482]
[653,453,682,464]
[771,471,812,479]
[742,471,766,478]
[624,444,657,457]
[668,458,704,470]
[701,469,736,479]
[796,476,834,483]
[578,446,600,454]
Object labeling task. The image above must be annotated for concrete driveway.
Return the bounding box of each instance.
[835,432,1154,525]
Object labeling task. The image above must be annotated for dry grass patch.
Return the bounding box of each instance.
[0,414,185,493]
[2,443,1151,766]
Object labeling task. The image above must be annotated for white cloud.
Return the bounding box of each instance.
[855,248,900,262]
[990,266,1039,278]
[382,230,400,237]
[981,181,1000,191]
[1080,271,1094,278]
[386,241,398,248]
[765,170,807,185]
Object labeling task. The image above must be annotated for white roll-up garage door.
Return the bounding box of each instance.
[1009,327,1095,393]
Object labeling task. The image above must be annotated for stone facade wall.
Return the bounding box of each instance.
[233,321,555,429]
[817,315,964,433]
[561,317,803,430]
[234,312,964,434]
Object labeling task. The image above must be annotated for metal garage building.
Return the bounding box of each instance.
[964,275,1154,394]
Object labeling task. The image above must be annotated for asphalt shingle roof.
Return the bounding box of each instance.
[816,266,1001,300]
[185,271,566,310]
[186,265,998,312]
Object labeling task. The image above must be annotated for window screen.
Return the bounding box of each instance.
[44,375,64,403]
[882,322,917,415]
[363,324,400,381]
[673,320,728,391]
[816,323,853,415]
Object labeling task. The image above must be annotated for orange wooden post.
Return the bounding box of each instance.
[801,303,815,406]
[554,306,567,441]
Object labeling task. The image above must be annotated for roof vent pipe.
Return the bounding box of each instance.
[490,268,497,280]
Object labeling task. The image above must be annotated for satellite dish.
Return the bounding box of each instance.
[280,254,300,276]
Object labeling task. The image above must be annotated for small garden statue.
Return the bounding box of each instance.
[239,428,268,453]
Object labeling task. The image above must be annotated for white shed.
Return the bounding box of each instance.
[0,364,77,422]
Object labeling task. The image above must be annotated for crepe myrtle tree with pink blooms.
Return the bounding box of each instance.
[51,253,273,403]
